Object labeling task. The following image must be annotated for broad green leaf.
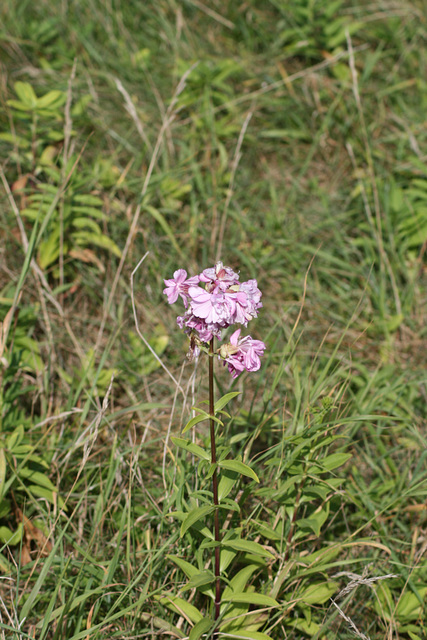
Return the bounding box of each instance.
[19,468,56,491]
[14,81,37,107]
[220,546,237,574]
[7,422,26,449]
[7,99,36,112]
[180,570,215,593]
[72,231,122,257]
[36,90,65,109]
[218,469,238,501]
[222,592,277,608]
[299,581,338,605]
[182,413,210,433]
[252,522,282,542]
[167,555,199,579]
[0,523,23,545]
[218,497,240,513]
[74,194,104,206]
[219,460,259,483]
[189,617,212,640]
[222,565,258,600]
[38,233,61,270]
[182,410,222,434]
[396,587,427,620]
[29,485,65,509]
[171,437,210,461]
[224,539,274,559]
[158,596,203,624]
[288,618,320,635]
[0,132,30,147]
[180,505,214,536]
[214,391,240,413]
[72,217,102,233]
[320,452,352,471]
[296,503,329,537]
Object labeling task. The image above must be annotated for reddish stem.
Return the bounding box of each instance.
[209,338,221,632]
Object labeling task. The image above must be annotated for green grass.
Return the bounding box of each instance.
[0,0,426,638]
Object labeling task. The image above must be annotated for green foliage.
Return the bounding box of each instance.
[0,302,62,551]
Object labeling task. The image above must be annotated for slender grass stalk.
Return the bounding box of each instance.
[209,337,221,630]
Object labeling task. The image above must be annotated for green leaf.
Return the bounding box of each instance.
[0,523,23,545]
[288,618,320,635]
[14,82,37,108]
[73,194,104,206]
[224,539,274,559]
[180,505,215,536]
[72,231,122,257]
[36,90,65,110]
[167,555,199,579]
[158,596,203,624]
[189,617,213,640]
[19,468,56,491]
[218,497,240,513]
[296,503,329,537]
[299,581,338,605]
[38,232,61,270]
[396,587,427,620]
[219,459,259,483]
[218,469,238,501]
[222,592,277,607]
[222,565,258,601]
[171,437,210,461]
[29,485,65,509]
[72,217,102,233]
[214,391,240,413]
[180,570,215,593]
[320,452,352,471]
[0,132,30,148]
[182,409,223,434]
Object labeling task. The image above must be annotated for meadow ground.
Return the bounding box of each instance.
[0,1,426,638]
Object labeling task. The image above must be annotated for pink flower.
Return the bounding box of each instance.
[220,329,266,378]
[163,270,199,307]
[199,261,240,292]
[187,286,237,325]
[232,281,262,325]
[164,262,266,377]
[177,311,222,343]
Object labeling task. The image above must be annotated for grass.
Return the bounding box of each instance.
[0,0,426,638]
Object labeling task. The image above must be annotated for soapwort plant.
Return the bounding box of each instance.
[162,262,277,639]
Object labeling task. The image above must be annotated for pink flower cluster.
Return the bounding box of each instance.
[163,262,266,377]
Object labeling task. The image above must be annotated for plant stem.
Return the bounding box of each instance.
[209,337,221,630]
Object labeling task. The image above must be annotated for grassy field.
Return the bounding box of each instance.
[0,1,426,638]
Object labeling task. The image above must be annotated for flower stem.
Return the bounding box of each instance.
[209,337,221,630]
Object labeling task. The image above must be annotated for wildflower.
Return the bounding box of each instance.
[163,269,199,307]
[188,286,237,325]
[199,261,240,291]
[163,261,266,377]
[220,329,266,379]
